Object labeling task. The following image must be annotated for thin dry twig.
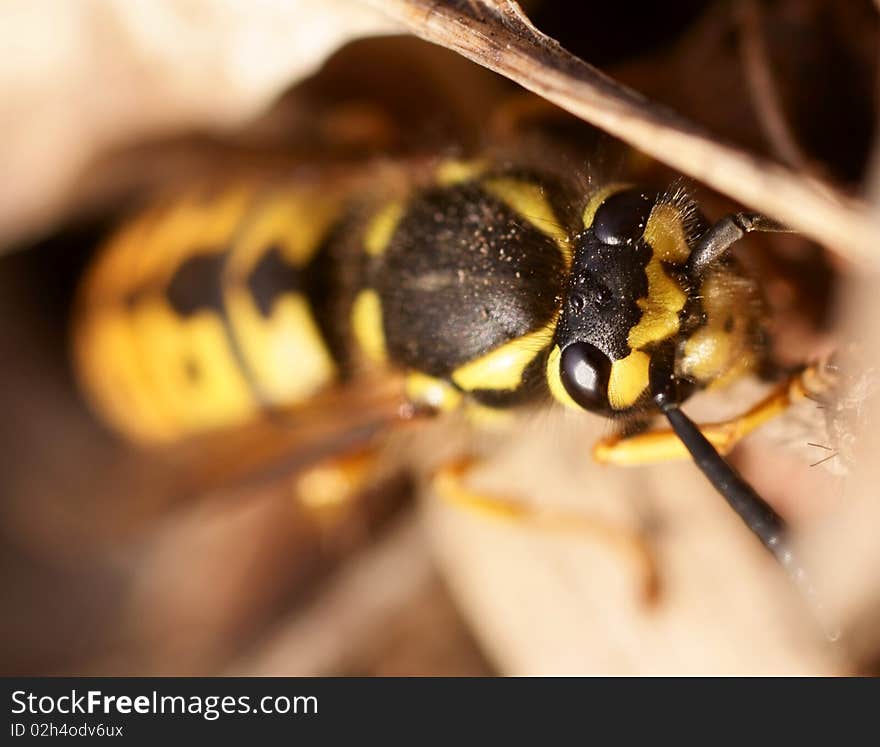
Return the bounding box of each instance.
[863,14,880,206]
[365,0,879,265]
[737,0,813,173]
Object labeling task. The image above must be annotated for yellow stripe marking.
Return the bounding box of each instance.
[405,372,462,412]
[643,203,691,264]
[364,201,404,257]
[451,319,556,392]
[351,289,388,364]
[436,159,487,186]
[627,259,687,349]
[482,177,571,265]
[230,188,341,274]
[626,201,691,350]
[85,207,161,301]
[73,311,178,443]
[152,186,255,284]
[132,302,257,434]
[226,288,336,405]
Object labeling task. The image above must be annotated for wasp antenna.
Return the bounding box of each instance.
[659,401,785,550]
[655,397,838,641]
[687,212,792,278]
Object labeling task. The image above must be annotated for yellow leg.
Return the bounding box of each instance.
[293,448,381,531]
[433,458,659,602]
[594,362,832,466]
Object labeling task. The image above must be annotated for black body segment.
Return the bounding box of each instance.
[372,179,567,378]
[164,251,228,317]
[246,245,304,318]
[302,215,365,376]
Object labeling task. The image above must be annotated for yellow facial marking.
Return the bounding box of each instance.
[482,177,571,264]
[582,183,631,229]
[546,344,581,410]
[608,349,650,410]
[364,201,405,257]
[627,259,687,349]
[405,372,463,412]
[436,159,487,186]
[643,203,691,264]
[451,319,556,392]
[351,289,388,364]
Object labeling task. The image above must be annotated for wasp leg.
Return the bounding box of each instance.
[291,397,439,534]
[687,212,792,277]
[293,447,384,531]
[594,363,827,466]
[432,457,659,602]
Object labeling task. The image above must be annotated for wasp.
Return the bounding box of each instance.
[71,99,832,623]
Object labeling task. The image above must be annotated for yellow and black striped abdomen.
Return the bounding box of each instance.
[74,184,346,443]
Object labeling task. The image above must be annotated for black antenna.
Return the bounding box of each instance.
[654,391,837,640]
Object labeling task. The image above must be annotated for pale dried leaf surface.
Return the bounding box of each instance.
[0,0,395,247]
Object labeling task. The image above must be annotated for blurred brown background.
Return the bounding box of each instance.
[1,0,879,676]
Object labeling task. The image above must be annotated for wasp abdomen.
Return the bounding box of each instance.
[74,184,349,442]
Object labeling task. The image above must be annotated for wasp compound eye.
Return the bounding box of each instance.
[592,189,655,246]
[560,342,611,412]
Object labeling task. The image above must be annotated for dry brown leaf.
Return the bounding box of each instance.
[367,0,880,266]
